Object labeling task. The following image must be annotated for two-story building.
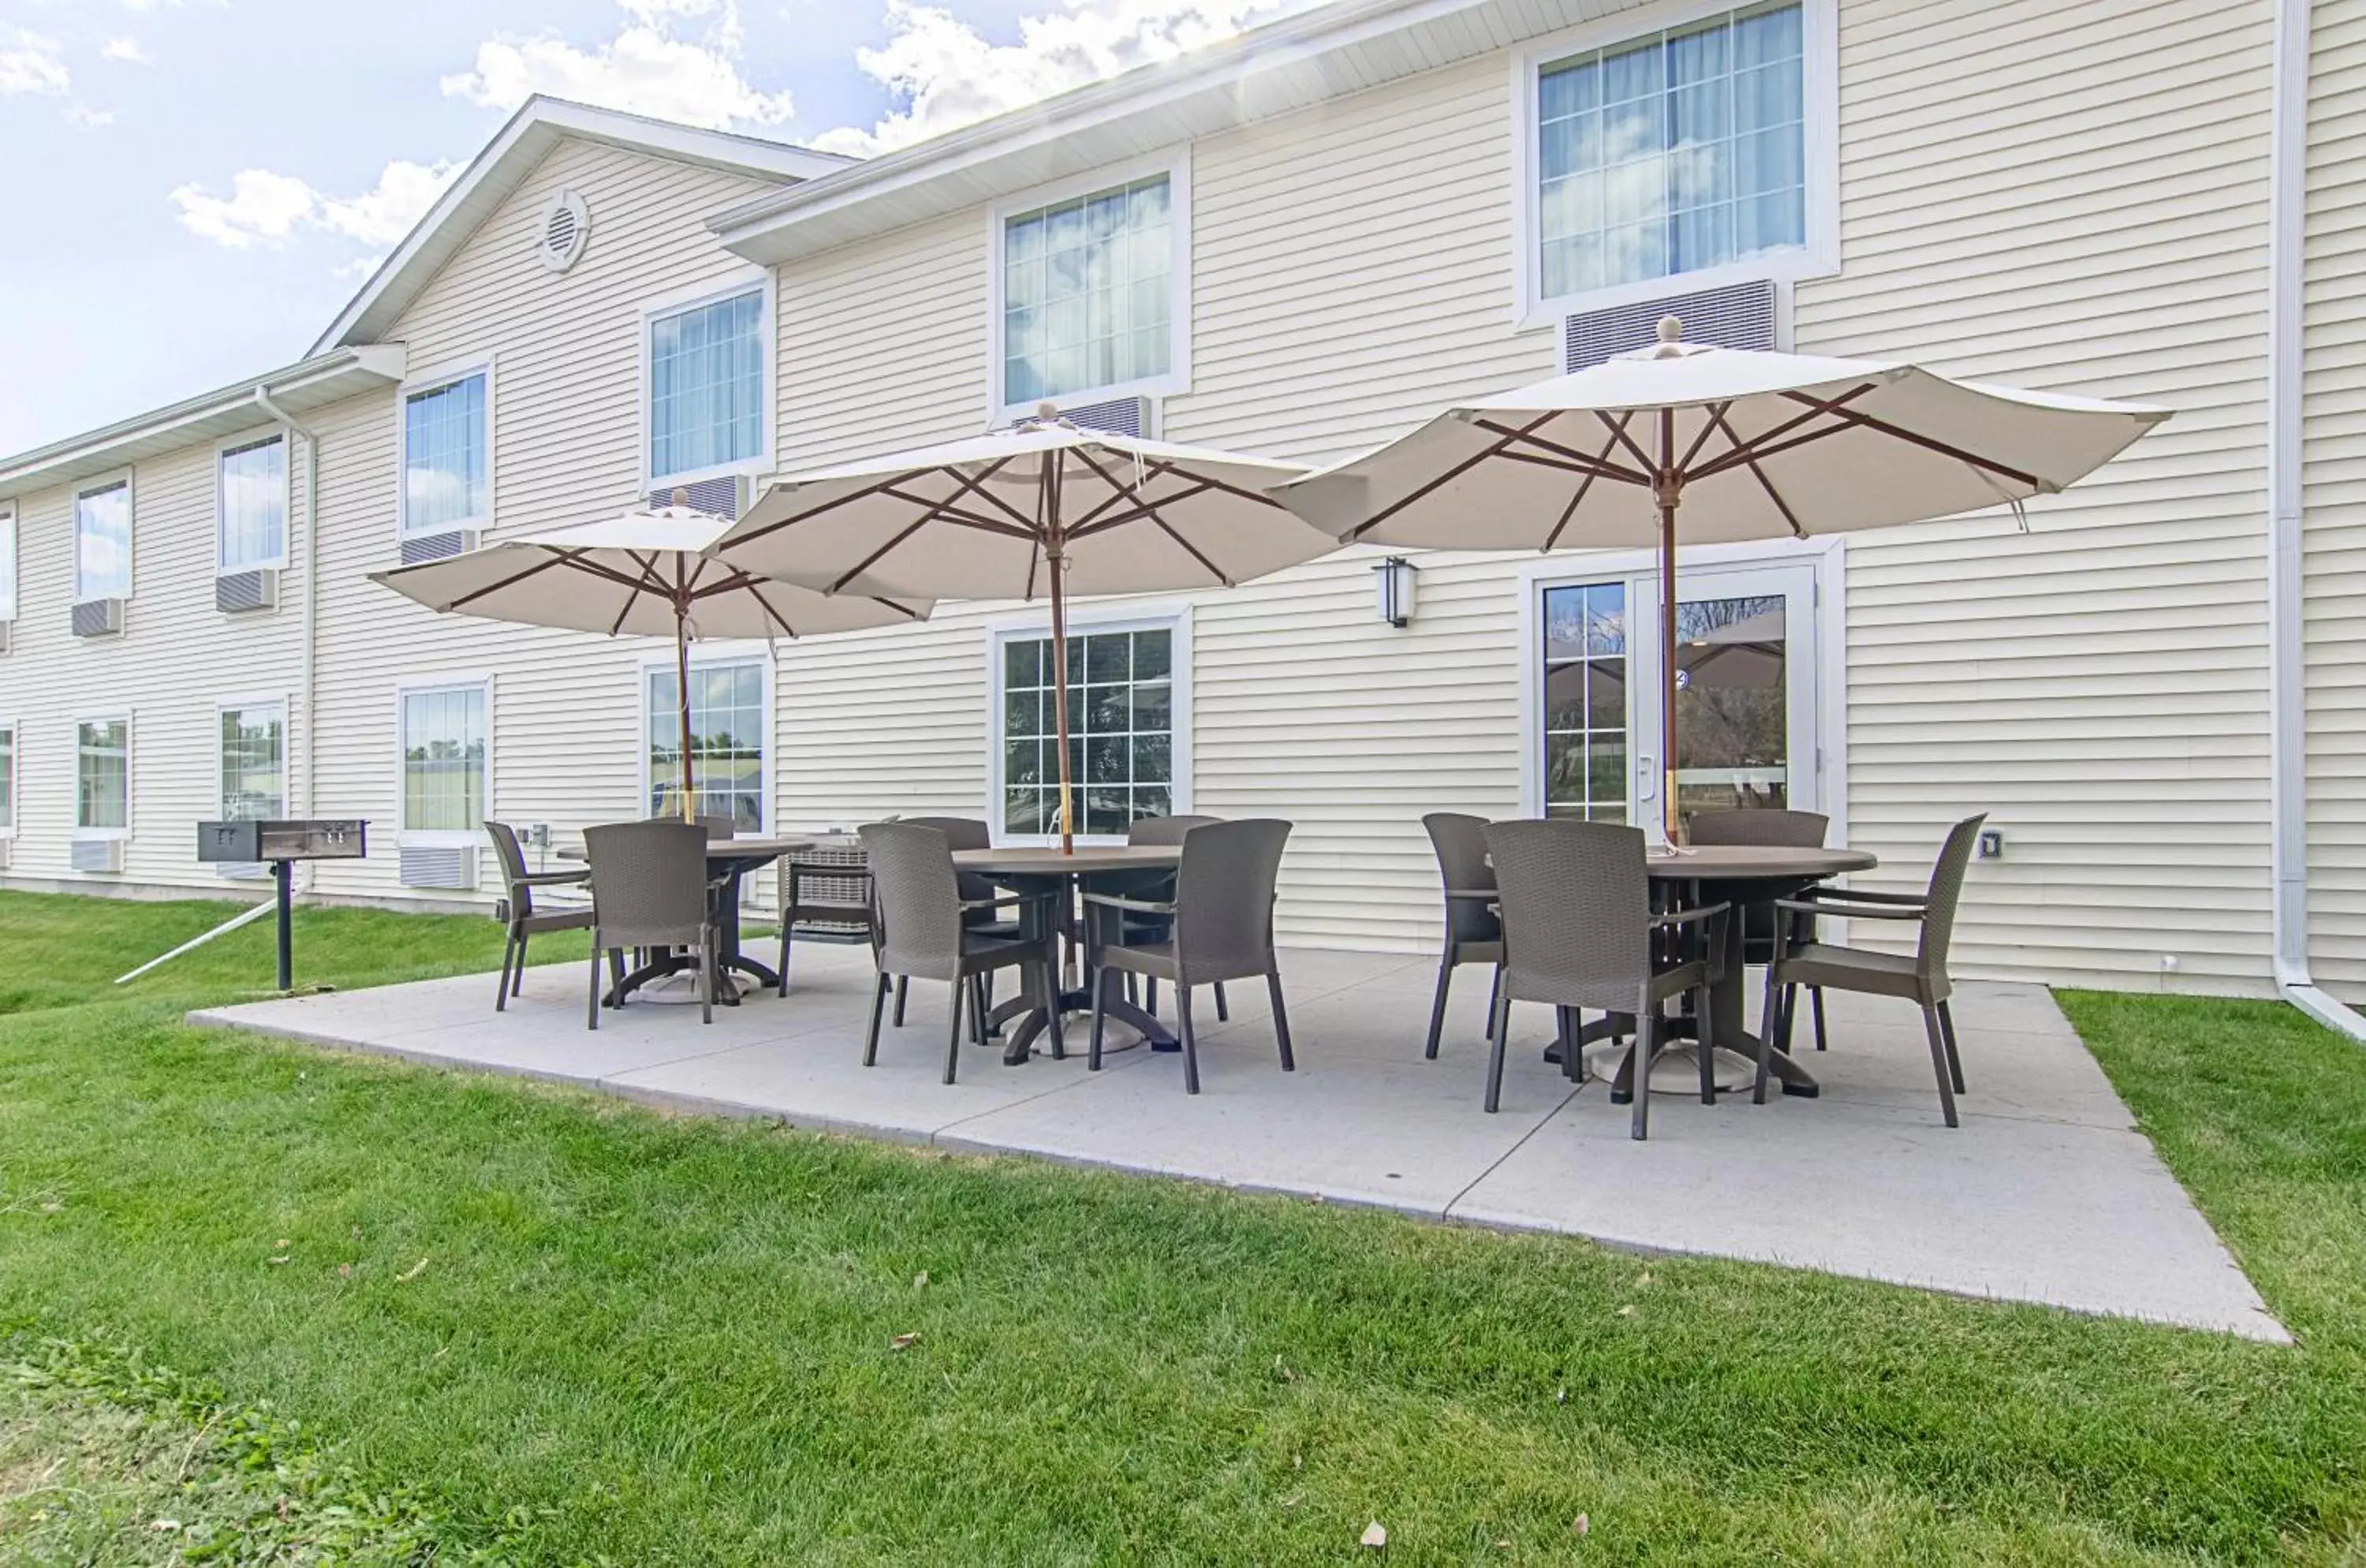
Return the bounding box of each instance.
[2,0,2360,1017]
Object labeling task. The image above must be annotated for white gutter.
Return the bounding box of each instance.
[252,388,323,892]
[2266,0,2366,1040]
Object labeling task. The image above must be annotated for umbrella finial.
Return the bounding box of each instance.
[670,487,690,510]
[1656,315,1683,344]
[1037,400,1060,424]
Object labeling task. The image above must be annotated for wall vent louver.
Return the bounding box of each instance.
[538,189,591,274]
[1564,279,1782,373]
[1051,395,1157,439]
[398,845,477,890]
[215,568,278,615]
[399,530,478,566]
[71,598,125,639]
[648,473,752,519]
[69,838,124,875]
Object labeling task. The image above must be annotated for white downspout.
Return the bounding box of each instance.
[252,387,322,894]
[2266,0,2366,1040]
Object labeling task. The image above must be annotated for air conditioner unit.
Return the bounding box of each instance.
[71,598,125,639]
[1564,278,1784,373]
[1050,395,1159,440]
[69,837,124,874]
[398,844,478,890]
[215,568,279,615]
[398,529,480,566]
[648,473,753,518]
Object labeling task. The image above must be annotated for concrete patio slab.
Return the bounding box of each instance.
[188,942,2286,1342]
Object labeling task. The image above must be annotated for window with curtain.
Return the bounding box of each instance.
[1002,174,1173,408]
[647,659,764,831]
[0,725,15,834]
[648,289,765,483]
[77,719,128,831]
[220,704,285,823]
[75,480,132,600]
[998,625,1174,838]
[402,371,488,534]
[400,686,487,833]
[218,435,287,570]
[1536,1,1805,301]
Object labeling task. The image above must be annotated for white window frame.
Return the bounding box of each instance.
[984,603,1192,846]
[1513,0,1840,327]
[394,676,494,848]
[73,469,134,604]
[0,501,17,623]
[216,693,291,817]
[215,427,290,573]
[638,641,774,834]
[73,710,132,842]
[0,717,17,840]
[638,271,778,492]
[394,357,495,539]
[1515,536,1848,844]
[987,147,1193,424]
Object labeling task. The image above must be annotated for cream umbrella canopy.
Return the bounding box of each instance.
[715,412,1328,850]
[370,498,930,823]
[1274,319,2173,841]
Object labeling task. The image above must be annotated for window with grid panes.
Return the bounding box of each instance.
[1000,627,1174,837]
[647,659,764,832]
[1540,582,1630,821]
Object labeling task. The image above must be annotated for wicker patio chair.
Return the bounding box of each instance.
[1688,808,1834,1051]
[860,822,1057,1085]
[1482,819,1727,1139]
[583,819,722,1029]
[886,816,1016,1027]
[484,821,599,1012]
[1125,813,1226,1020]
[1420,812,1502,1061]
[1083,819,1293,1096]
[1759,814,1987,1128]
[775,837,876,995]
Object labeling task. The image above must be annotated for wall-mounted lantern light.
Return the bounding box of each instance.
[1373,554,1420,629]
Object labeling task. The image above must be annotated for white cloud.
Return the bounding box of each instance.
[815,0,1299,157]
[440,0,792,131]
[170,159,460,255]
[0,29,69,95]
[67,103,114,126]
[101,37,151,64]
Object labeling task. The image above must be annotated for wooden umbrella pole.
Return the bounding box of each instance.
[1044,455,1075,854]
[675,596,697,824]
[1658,407,1682,848]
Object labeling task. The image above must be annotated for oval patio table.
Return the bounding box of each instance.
[1569,842,1879,1101]
[953,844,1184,1066]
[563,836,812,1006]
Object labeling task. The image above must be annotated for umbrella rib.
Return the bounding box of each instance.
[876,483,1036,539]
[1344,412,1562,542]
[1705,405,1808,539]
[1065,479,1215,539]
[1470,419,1651,485]
[442,550,577,612]
[827,513,940,595]
[722,463,981,548]
[1063,454,1165,532]
[1595,410,1659,474]
[1774,395,2048,490]
[1068,447,1235,586]
[1687,386,1883,481]
[1676,401,1733,472]
[1540,420,1633,552]
[938,458,1044,532]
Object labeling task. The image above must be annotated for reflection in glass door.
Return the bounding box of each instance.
[1673,592,1792,818]
[1540,581,1629,821]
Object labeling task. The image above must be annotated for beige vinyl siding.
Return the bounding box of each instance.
[308,137,782,902]
[1796,0,2275,992]
[0,433,308,890]
[2304,0,2366,1000]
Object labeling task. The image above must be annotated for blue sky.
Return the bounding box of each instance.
[0,0,1296,457]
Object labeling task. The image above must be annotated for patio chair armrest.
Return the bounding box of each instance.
[1652,900,1730,930]
[960,892,1051,913]
[1796,886,1926,908]
[517,868,591,887]
[1442,887,1498,902]
[1774,897,1924,921]
[1080,892,1176,917]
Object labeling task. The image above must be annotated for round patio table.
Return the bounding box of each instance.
[953,845,1183,1065]
[564,836,812,1006]
[1569,843,1878,1100]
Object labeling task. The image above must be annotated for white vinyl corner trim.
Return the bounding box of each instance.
[2267,0,2366,1043]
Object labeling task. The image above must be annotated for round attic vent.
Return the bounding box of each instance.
[536,189,590,274]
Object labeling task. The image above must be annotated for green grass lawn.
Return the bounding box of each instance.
[0,888,2360,1564]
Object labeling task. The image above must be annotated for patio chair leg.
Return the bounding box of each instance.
[587,943,603,1032]
[699,938,715,1026]
[496,933,516,1011]
[1176,984,1201,1096]
[513,933,528,996]
[1754,968,1781,1106]
[893,975,909,1029]
[1269,970,1293,1072]
[1146,977,1159,1017]
[1695,979,1717,1106]
[1936,999,1966,1095]
[778,924,793,996]
[943,977,966,1086]
[1631,1009,1658,1141]
[1041,959,1067,1062]
[1483,984,1511,1114]
[1920,1004,1960,1128]
[1810,986,1828,1050]
[1215,981,1230,1023]
[1424,954,1454,1060]
[862,972,890,1066]
[1088,967,1110,1071]
[607,948,626,1002]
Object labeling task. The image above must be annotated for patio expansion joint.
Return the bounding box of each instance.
[1440,1081,1585,1223]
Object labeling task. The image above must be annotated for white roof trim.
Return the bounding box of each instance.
[707,0,1648,266]
[0,345,406,496]
[312,96,851,354]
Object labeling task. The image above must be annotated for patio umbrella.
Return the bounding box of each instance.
[370,496,930,822]
[1274,319,2171,841]
[715,410,1328,850]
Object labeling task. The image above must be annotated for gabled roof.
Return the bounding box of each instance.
[707,0,1642,267]
[312,96,852,353]
[0,345,406,497]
